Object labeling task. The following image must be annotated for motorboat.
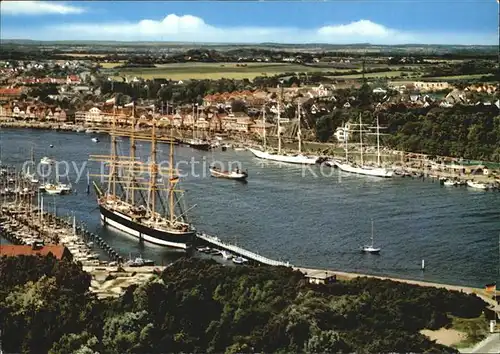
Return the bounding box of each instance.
[126,255,155,267]
[196,246,211,253]
[209,166,248,181]
[221,250,233,260]
[232,256,248,264]
[186,138,211,151]
[443,179,458,187]
[44,183,62,195]
[466,180,489,190]
[92,137,99,143]
[40,156,55,165]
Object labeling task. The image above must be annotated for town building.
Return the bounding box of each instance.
[0,244,73,261]
[304,270,337,285]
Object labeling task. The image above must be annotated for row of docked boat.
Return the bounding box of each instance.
[441,177,495,190]
[196,246,249,264]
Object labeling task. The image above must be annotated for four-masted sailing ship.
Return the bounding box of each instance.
[90,104,196,249]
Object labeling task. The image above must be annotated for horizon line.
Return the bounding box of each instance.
[1,39,496,47]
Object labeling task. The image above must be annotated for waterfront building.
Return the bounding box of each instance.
[0,244,73,261]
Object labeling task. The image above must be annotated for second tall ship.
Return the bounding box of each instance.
[334,114,393,178]
[248,85,319,165]
[90,105,196,249]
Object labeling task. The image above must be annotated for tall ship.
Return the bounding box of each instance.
[90,103,196,249]
[248,86,318,165]
[335,114,393,178]
[185,104,211,151]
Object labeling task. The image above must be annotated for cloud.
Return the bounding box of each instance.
[1,1,85,15]
[43,15,415,44]
[2,14,495,45]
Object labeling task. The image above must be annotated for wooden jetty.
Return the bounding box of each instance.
[196,232,292,267]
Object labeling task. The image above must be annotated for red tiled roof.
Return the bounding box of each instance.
[0,244,68,260]
[0,88,22,95]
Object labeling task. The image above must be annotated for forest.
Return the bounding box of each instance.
[0,255,488,354]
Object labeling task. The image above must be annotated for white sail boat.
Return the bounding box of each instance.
[248,93,318,165]
[362,219,381,254]
[335,114,393,178]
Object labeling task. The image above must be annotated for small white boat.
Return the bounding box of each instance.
[466,180,489,190]
[221,250,233,260]
[91,137,99,143]
[443,179,458,186]
[361,220,381,254]
[85,128,95,134]
[40,156,55,165]
[232,256,248,264]
[44,183,62,195]
[210,166,248,181]
[234,147,246,151]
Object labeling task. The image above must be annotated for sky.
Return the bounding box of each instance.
[0,0,498,45]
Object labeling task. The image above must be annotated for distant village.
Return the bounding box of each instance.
[0,58,499,143]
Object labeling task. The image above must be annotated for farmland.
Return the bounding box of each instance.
[104,62,354,80]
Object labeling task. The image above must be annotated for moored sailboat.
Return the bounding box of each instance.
[361,219,381,254]
[248,88,319,165]
[335,115,393,178]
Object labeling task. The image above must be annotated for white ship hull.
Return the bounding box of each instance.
[248,148,318,165]
[100,207,193,249]
[336,162,393,178]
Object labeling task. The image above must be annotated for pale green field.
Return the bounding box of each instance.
[100,61,125,68]
[327,71,416,79]
[107,62,352,80]
[424,74,494,81]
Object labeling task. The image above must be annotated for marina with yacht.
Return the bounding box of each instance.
[0,114,499,287]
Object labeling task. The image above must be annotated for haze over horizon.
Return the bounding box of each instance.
[0,0,497,45]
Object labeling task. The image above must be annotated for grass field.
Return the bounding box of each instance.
[327,71,416,79]
[424,74,494,81]
[100,61,125,68]
[450,314,488,349]
[106,62,350,80]
[57,53,108,58]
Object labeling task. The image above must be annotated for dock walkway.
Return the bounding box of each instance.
[196,232,291,267]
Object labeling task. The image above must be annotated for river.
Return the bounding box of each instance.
[1,128,499,287]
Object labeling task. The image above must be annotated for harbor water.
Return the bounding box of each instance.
[0,128,499,287]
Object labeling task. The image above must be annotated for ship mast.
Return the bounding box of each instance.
[344,123,349,162]
[107,104,118,197]
[376,115,381,167]
[262,104,267,151]
[297,101,302,153]
[359,113,364,166]
[169,126,175,223]
[128,102,136,205]
[277,84,282,155]
[148,117,158,219]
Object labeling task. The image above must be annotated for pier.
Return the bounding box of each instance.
[196,232,292,267]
